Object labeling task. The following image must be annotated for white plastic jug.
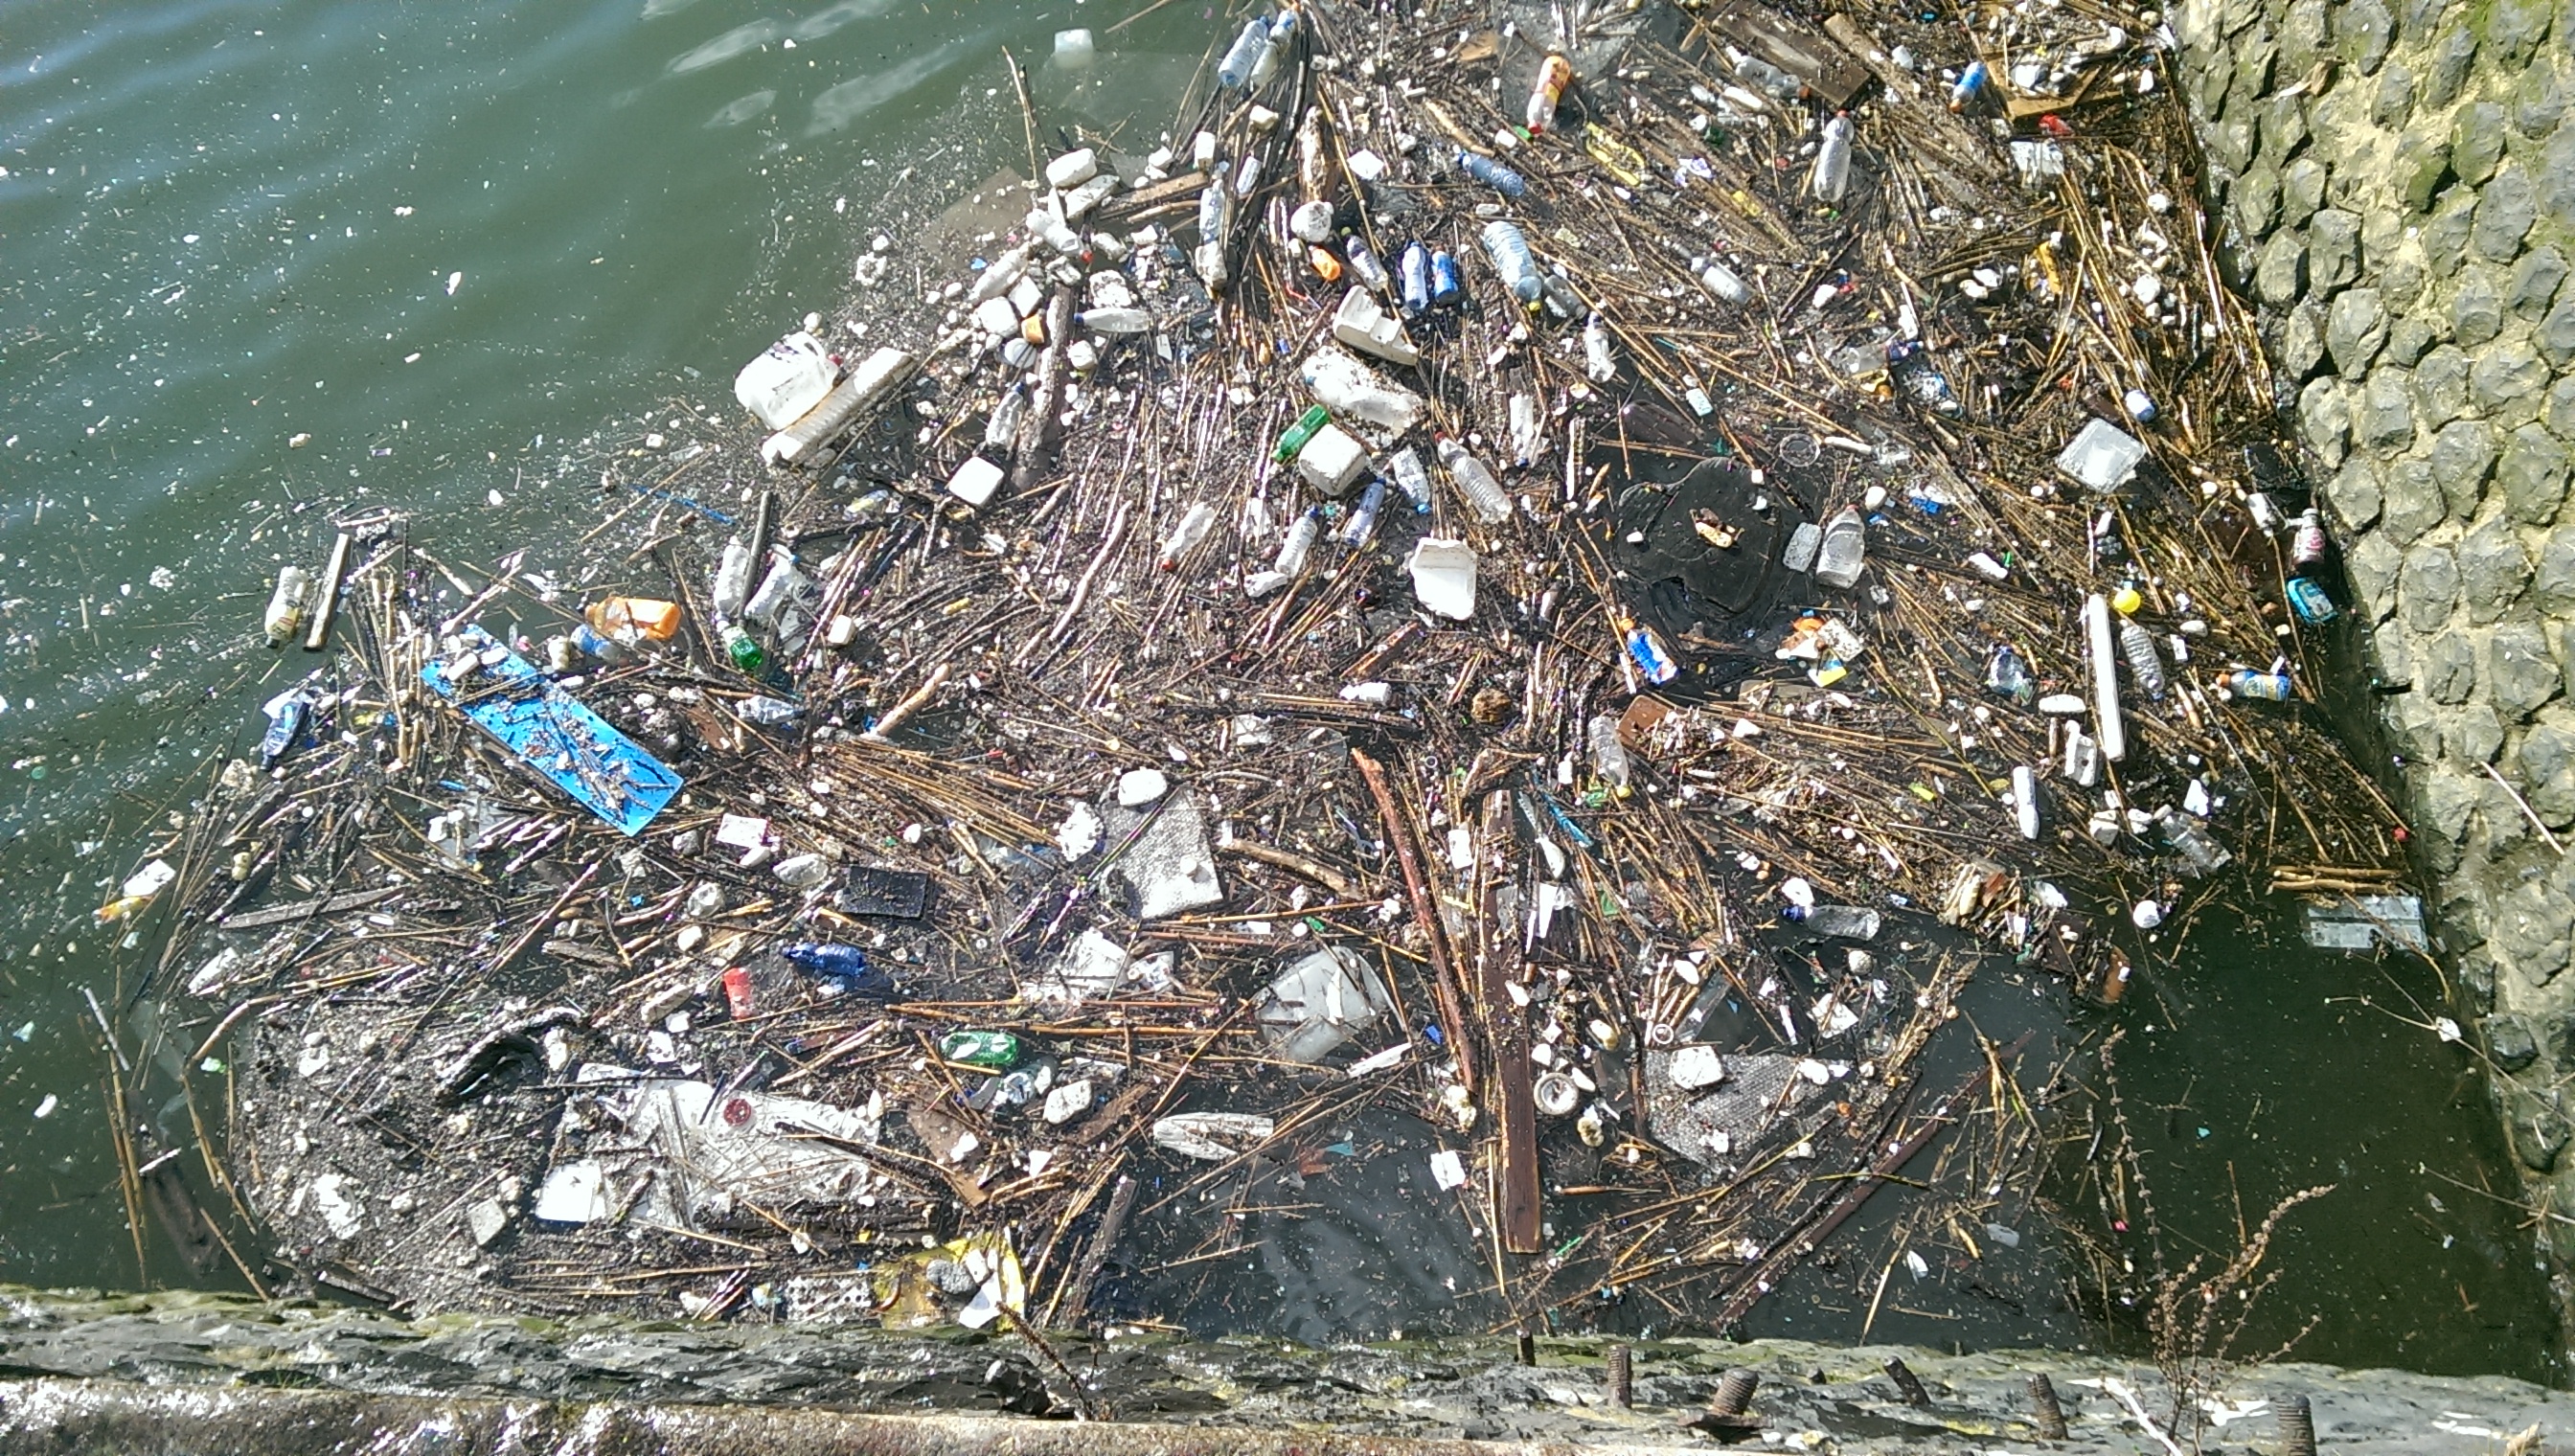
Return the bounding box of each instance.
[734,330,837,430]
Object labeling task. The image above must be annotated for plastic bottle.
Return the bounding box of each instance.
[571,623,624,662]
[722,623,766,674]
[1584,312,1617,383]
[1157,502,1219,569]
[262,565,313,648]
[736,694,801,725]
[1250,9,1295,87]
[985,384,1029,450]
[260,691,309,768]
[1341,478,1388,547]
[1429,250,1463,306]
[1458,149,1528,198]
[941,1029,1026,1069]
[780,942,871,979]
[1802,905,1881,940]
[1538,270,1584,322]
[2118,618,2166,699]
[1216,16,1272,90]
[1197,178,1231,248]
[1691,256,1751,305]
[1948,60,1988,111]
[1436,436,1513,524]
[2227,669,2292,701]
[1812,507,1866,587]
[2286,577,2337,624]
[1812,112,1854,203]
[1399,242,1431,316]
[1275,507,1321,576]
[1625,623,1679,685]
[1525,53,1574,133]
[1986,644,2034,702]
[712,537,755,618]
[1388,447,1434,513]
[1274,404,1330,462]
[585,598,682,644]
[1232,154,1264,197]
[742,552,810,626]
[1081,307,1152,334]
[1587,715,1631,790]
[1343,236,1390,294]
[1479,220,1543,306]
[1731,50,1802,99]
[2290,510,2327,566]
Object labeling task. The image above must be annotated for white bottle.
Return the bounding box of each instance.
[712,537,755,619]
[1157,503,1218,570]
[1583,313,1617,383]
[1812,113,1854,203]
[262,565,313,648]
[1435,437,1512,525]
[1693,256,1751,305]
[1813,507,1865,587]
[1275,508,1321,577]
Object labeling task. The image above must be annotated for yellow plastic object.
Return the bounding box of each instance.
[1583,129,1647,187]
[584,598,682,643]
[95,895,151,923]
[2111,585,2143,615]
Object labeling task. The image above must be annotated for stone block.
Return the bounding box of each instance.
[2480,0,2558,65]
[2414,345,2473,431]
[2421,188,2479,274]
[2298,375,2351,466]
[2472,165,2541,262]
[2540,293,2575,371]
[2402,541,2461,630]
[2489,1012,2542,1072]
[2511,1086,2574,1172]
[2511,247,2569,321]
[2231,160,2281,238]
[2536,526,2575,613]
[2358,364,2416,448]
[2423,23,2477,108]
[2323,452,2382,529]
[2451,100,2509,185]
[2388,692,2443,760]
[2262,92,2311,163]
[2501,425,2574,528]
[2337,0,2396,71]
[2512,58,2570,139]
[2308,208,2361,292]
[2452,266,2508,348]
[2211,116,2259,172]
[2381,457,2447,543]
[2420,762,2485,849]
[2195,48,2235,116]
[2326,286,2387,376]
[2520,721,2575,827]
[2547,128,2575,237]
[2278,0,2331,72]
[2494,620,2563,717]
[2550,378,2575,444]
[2461,518,2536,623]
[2370,58,2415,125]
[2450,703,2510,762]
[2255,228,2308,306]
[2347,527,2405,617]
[2234,34,2278,101]
[2394,133,2450,214]
[2429,419,2499,513]
[2270,301,2328,380]
[2374,622,2418,691]
[2426,629,2480,701]
[2494,868,2575,977]
[2282,156,2327,228]
[2472,340,2551,424]
[2384,313,2435,367]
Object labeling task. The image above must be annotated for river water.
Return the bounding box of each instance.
[0,0,2558,1384]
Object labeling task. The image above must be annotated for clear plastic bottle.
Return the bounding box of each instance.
[1812,112,1854,203]
[1692,255,1751,305]
[1399,242,1431,315]
[1812,507,1866,587]
[1388,447,1434,513]
[1274,508,1322,577]
[1587,715,1630,789]
[1081,307,1151,334]
[1584,312,1617,383]
[2118,618,2166,699]
[1197,178,1231,247]
[1458,149,1527,198]
[1803,905,1881,940]
[262,565,313,648]
[1479,220,1543,305]
[984,384,1029,449]
[1436,436,1513,524]
[1341,478,1388,547]
[1344,236,1391,294]
[743,550,810,626]
[1216,16,1271,90]
[1157,502,1218,570]
[1250,9,1294,87]
[712,537,755,618]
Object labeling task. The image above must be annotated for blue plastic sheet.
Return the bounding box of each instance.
[422,626,682,836]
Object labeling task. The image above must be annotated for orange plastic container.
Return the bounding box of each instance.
[584,597,681,643]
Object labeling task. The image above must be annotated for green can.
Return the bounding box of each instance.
[1272,404,1330,463]
[939,1030,1025,1070]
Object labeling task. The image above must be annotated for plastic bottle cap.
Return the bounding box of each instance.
[2110,586,2143,615]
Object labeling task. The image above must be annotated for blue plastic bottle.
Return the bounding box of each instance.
[1457,149,1527,198]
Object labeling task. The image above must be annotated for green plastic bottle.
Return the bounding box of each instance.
[1272,404,1330,463]
[722,623,765,674]
[939,1030,1025,1070]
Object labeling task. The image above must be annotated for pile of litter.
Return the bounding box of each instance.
[128,0,2408,1337]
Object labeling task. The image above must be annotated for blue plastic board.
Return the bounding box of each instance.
[421,626,683,836]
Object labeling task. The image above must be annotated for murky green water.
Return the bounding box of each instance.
[0,0,2558,1383]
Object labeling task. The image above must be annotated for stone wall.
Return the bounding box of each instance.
[2172,0,2575,1284]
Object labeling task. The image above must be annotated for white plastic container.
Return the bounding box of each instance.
[734,330,837,430]
[1293,422,1371,496]
[1052,28,1096,69]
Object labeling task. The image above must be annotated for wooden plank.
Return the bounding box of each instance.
[303,532,353,652]
[217,884,402,931]
[1705,0,1870,107]
[1476,790,1542,1257]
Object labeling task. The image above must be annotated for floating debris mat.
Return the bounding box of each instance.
[142,0,2415,1343]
